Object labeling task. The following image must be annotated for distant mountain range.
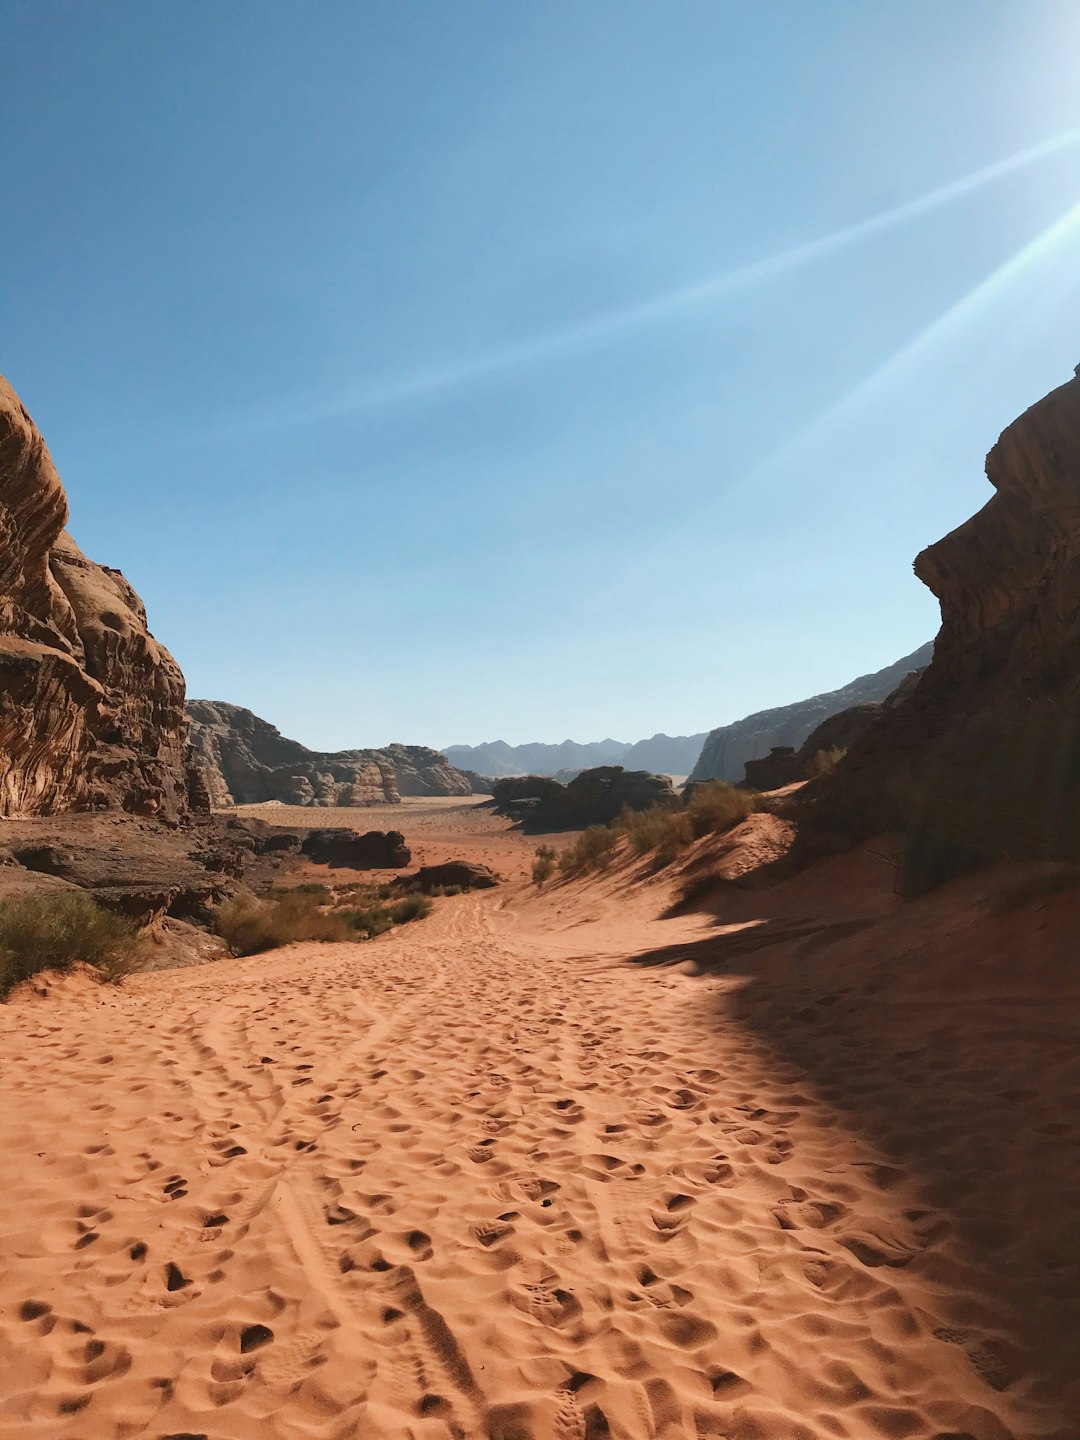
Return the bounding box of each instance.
[447,643,934,787]
[443,733,708,780]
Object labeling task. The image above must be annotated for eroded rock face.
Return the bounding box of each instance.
[186,700,473,806]
[691,642,934,784]
[0,378,199,818]
[807,371,1080,882]
[740,703,887,791]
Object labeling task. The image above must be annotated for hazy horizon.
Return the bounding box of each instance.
[6,2,1080,748]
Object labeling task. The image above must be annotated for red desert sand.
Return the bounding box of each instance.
[0,798,1077,1439]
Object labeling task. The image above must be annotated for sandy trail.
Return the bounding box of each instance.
[0,874,1067,1440]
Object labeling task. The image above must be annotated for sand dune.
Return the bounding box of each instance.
[0,808,1075,1438]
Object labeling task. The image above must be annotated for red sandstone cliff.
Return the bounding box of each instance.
[0,377,199,818]
[806,369,1080,888]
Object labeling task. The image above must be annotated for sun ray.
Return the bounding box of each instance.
[276,129,1080,425]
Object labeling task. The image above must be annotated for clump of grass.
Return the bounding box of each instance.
[547,783,765,880]
[264,881,332,903]
[388,893,432,924]
[0,891,141,998]
[674,866,728,906]
[617,805,693,860]
[340,890,432,937]
[807,746,847,779]
[558,825,620,876]
[215,890,350,955]
[683,781,760,839]
[532,845,558,886]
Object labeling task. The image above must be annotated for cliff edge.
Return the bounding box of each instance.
[807,369,1080,888]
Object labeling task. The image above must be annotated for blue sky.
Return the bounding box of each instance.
[4,2,1080,748]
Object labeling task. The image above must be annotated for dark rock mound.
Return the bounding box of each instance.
[396,861,498,893]
[493,765,677,832]
[300,829,411,869]
[0,377,200,819]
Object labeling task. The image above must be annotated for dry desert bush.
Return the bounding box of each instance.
[215,889,350,954]
[0,891,141,997]
[558,825,620,876]
[531,845,558,886]
[216,883,434,954]
[553,781,762,879]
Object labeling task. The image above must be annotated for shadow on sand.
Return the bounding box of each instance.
[629,846,1080,1434]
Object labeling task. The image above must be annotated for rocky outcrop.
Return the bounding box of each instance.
[300,829,410,869]
[0,812,290,928]
[460,770,496,795]
[690,642,934,784]
[395,861,498,893]
[0,377,199,819]
[493,765,677,832]
[383,745,474,798]
[806,370,1080,888]
[740,703,883,791]
[186,701,472,806]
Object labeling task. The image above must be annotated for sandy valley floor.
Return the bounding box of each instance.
[0,801,1077,1440]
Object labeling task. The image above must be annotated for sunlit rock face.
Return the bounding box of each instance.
[806,370,1080,878]
[0,377,199,818]
[186,701,473,807]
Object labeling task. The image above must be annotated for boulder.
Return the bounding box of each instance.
[300,829,411,869]
[396,861,498,893]
[0,377,201,818]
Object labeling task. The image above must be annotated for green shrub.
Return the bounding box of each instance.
[684,781,759,839]
[0,892,141,998]
[265,881,332,903]
[336,889,432,938]
[616,805,693,857]
[532,845,558,886]
[558,825,620,875]
[341,904,395,938]
[388,893,432,924]
[214,890,350,955]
